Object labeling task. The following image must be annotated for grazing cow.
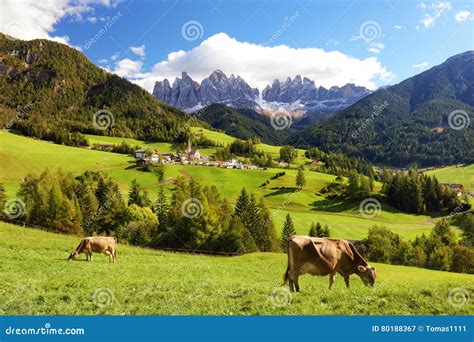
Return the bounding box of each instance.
[68,237,117,262]
[284,236,376,292]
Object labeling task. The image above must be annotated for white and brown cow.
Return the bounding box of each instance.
[284,236,376,292]
[68,237,117,262]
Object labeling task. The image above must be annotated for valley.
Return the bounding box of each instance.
[0,130,453,241]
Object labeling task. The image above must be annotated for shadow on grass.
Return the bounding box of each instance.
[125,160,138,170]
[263,187,300,198]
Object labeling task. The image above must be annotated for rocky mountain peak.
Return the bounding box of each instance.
[153,70,372,117]
[153,70,261,111]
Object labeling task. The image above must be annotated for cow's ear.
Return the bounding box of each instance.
[358,265,366,272]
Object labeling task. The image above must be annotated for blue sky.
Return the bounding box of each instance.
[2,0,473,91]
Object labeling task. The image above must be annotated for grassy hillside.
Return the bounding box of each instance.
[425,164,474,192]
[0,34,188,142]
[190,127,309,164]
[85,134,176,153]
[0,130,441,240]
[0,130,132,196]
[0,222,472,315]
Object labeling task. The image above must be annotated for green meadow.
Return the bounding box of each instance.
[0,130,442,241]
[425,164,474,192]
[0,222,472,315]
[0,131,132,196]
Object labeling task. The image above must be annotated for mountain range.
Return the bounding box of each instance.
[288,51,474,166]
[152,70,371,120]
[0,33,471,167]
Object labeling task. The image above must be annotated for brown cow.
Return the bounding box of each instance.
[68,237,117,262]
[284,236,376,292]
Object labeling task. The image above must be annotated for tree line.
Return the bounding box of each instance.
[0,169,280,254]
[362,216,474,274]
[381,169,466,214]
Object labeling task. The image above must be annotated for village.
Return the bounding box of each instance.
[132,145,263,170]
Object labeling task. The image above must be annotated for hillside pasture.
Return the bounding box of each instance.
[0,222,472,315]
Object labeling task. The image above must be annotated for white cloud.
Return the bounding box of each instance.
[393,25,404,30]
[130,44,146,57]
[417,1,452,29]
[412,61,429,69]
[368,42,385,54]
[454,10,472,22]
[86,16,98,24]
[133,33,393,92]
[0,0,116,45]
[112,58,147,78]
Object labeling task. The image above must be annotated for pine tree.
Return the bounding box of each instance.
[347,171,359,197]
[322,224,330,237]
[257,198,279,251]
[308,222,317,237]
[296,167,306,189]
[95,176,109,205]
[128,179,144,207]
[153,188,169,230]
[280,213,296,252]
[235,188,249,218]
[76,180,99,233]
[142,189,152,207]
[315,221,323,237]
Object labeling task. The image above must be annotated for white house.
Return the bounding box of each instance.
[135,148,147,159]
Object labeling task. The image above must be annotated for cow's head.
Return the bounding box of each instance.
[68,250,79,260]
[357,265,376,287]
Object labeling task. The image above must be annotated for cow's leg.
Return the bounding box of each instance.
[288,278,295,292]
[344,276,350,288]
[329,272,336,290]
[288,268,296,292]
[294,276,300,293]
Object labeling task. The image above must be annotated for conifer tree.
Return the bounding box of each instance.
[153,187,169,230]
[280,213,296,252]
[128,179,145,207]
[296,167,306,189]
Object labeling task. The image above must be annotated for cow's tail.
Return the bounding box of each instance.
[114,237,118,260]
[283,265,290,285]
